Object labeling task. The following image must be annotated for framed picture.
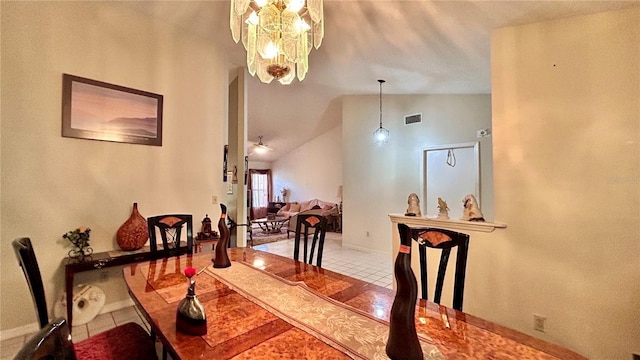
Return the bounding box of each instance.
[62,74,163,146]
[223,145,229,181]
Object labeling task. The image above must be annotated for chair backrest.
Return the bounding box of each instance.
[293,214,328,267]
[12,237,49,329]
[147,214,193,258]
[398,224,469,311]
[13,317,77,360]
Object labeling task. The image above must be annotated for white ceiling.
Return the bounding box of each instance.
[125,0,639,161]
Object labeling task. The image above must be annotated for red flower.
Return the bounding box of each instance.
[184,267,197,278]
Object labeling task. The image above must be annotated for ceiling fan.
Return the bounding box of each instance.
[252,136,272,155]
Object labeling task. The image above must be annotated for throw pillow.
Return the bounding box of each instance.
[282,203,291,211]
[290,203,301,212]
[322,204,332,211]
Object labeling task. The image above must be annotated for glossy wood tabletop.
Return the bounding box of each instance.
[123,248,586,360]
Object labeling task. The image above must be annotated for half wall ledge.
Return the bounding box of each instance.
[388,214,507,233]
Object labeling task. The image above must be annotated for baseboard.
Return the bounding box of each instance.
[0,299,135,341]
[100,298,135,314]
[342,243,391,256]
[0,322,39,341]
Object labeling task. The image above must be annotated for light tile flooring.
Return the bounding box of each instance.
[253,232,394,289]
[1,232,392,359]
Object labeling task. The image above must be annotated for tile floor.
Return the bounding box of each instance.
[1,232,392,359]
[253,232,394,289]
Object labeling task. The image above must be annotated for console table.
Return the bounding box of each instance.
[62,244,188,331]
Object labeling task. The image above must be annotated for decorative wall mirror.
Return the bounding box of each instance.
[422,142,480,219]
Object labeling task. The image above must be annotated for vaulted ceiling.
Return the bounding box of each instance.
[125,0,639,161]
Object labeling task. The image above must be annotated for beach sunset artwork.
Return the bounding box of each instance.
[62,74,163,146]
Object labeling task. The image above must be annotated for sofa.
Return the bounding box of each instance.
[276,199,339,237]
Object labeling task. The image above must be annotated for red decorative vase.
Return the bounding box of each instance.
[116,203,148,250]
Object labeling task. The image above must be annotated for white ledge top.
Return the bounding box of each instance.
[389,214,507,233]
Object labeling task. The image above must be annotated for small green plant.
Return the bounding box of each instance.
[63,227,93,257]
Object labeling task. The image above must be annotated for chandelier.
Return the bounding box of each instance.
[230,0,324,85]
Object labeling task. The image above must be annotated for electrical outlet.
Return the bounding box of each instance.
[533,314,546,332]
[100,271,109,283]
[212,196,218,204]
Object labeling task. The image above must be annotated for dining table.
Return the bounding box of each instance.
[123,248,586,360]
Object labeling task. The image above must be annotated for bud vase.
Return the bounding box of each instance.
[213,204,231,268]
[116,202,148,250]
[176,280,207,335]
[386,223,423,360]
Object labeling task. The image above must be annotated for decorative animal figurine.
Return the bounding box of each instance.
[462,194,485,221]
[405,193,422,217]
[437,197,449,220]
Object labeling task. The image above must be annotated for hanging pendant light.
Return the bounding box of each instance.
[373,79,389,144]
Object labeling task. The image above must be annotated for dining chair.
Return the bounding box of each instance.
[147,214,193,258]
[147,214,194,360]
[293,214,328,267]
[398,223,470,311]
[13,317,75,360]
[12,237,157,360]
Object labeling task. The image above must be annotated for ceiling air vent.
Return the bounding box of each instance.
[404,113,422,125]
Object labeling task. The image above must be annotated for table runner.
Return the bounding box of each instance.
[206,262,444,360]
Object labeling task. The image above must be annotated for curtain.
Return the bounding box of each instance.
[248,169,272,220]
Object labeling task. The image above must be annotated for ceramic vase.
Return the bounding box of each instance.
[176,280,207,335]
[213,204,231,268]
[386,223,423,360]
[116,203,148,250]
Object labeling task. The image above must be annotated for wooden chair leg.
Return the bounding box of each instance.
[316,231,326,268]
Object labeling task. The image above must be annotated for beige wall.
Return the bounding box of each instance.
[272,125,343,204]
[342,94,493,254]
[1,2,226,333]
[248,161,271,170]
[489,7,639,358]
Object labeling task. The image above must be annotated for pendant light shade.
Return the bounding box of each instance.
[373,79,389,144]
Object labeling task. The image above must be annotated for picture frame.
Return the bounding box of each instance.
[223,145,229,181]
[62,74,163,146]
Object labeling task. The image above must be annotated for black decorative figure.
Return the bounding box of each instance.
[386,223,423,360]
[213,204,231,268]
